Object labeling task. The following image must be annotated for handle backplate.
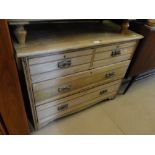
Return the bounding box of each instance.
[58,59,71,69]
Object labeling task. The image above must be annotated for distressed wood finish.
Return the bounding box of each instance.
[29,55,92,75]
[29,48,93,65]
[93,54,132,68]
[31,63,91,83]
[14,21,143,129]
[33,61,129,105]
[14,22,143,58]
[37,81,120,121]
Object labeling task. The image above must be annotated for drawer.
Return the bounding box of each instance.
[33,61,130,105]
[36,80,121,126]
[29,55,92,75]
[39,91,116,128]
[93,54,132,68]
[31,63,91,83]
[29,48,93,65]
[94,46,136,61]
[95,41,137,53]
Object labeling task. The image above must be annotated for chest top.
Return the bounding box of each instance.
[14,21,143,58]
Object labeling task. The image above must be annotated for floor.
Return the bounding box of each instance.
[33,74,155,135]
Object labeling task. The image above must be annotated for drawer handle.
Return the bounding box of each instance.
[58,85,71,93]
[57,104,68,111]
[58,59,71,69]
[100,89,108,95]
[111,47,121,57]
[105,72,115,78]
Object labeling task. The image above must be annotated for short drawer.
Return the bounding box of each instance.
[93,42,137,68]
[33,61,130,105]
[29,48,93,65]
[36,80,121,126]
[29,55,92,75]
[93,54,132,68]
[94,46,136,61]
[95,41,137,53]
[31,63,91,83]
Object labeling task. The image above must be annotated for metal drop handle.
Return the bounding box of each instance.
[105,72,115,78]
[58,59,71,69]
[111,47,121,57]
[100,89,108,95]
[57,104,68,111]
[58,85,71,93]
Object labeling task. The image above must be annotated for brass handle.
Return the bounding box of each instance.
[58,85,71,93]
[57,104,68,111]
[111,47,121,57]
[105,72,115,78]
[58,59,71,69]
[100,89,108,95]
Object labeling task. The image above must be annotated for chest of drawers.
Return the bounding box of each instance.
[14,22,143,129]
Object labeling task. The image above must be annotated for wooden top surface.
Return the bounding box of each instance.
[14,21,143,58]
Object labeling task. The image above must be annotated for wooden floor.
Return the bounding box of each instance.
[33,74,155,135]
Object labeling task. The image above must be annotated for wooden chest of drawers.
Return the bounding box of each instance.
[14,22,143,129]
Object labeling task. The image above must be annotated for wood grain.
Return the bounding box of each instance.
[14,22,143,58]
[93,54,132,68]
[33,61,129,104]
[29,55,92,75]
[31,63,91,83]
[37,80,121,127]
[29,48,93,65]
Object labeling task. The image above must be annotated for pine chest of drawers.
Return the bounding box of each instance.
[14,22,143,129]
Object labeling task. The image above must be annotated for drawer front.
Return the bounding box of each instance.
[37,80,121,125]
[93,54,132,68]
[40,91,116,128]
[33,61,130,105]
[31,63,90,83]
[94,46,135,61]
[29,55,92,75]
[95,41,137,53]
[93,41,137,68]
[29,48,93,65]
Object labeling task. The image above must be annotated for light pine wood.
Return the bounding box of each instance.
[31,63,91,83]
[121,20,130,34]
[33,60,129,91]
[37,83,120,120]
[29,48,93,65]
[14,25,27,45]
[33,62,129,104]
[39,91,117,128]
[37,80,121,125]
[16,22,143,129]
[29,55,92,75]
[36,80,121,112]
[14,23,143,58]
[94,46,136,61]
[93,54,132,68]
[95,41,137,53]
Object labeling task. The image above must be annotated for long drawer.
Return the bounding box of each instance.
[37,80,121,127]
[33,61,130,105]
